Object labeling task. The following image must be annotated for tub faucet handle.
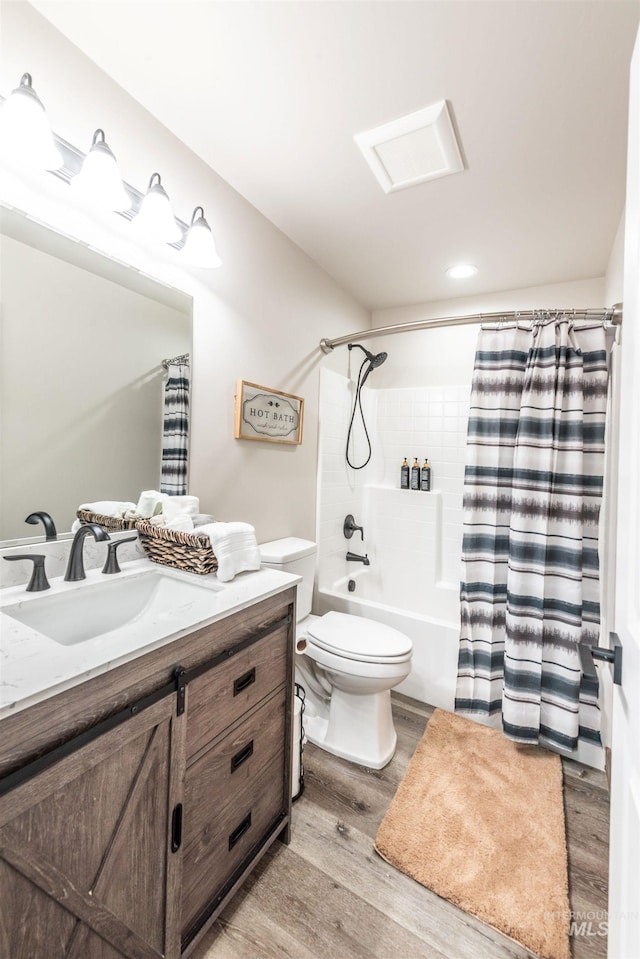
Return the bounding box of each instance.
[343,514,364,541]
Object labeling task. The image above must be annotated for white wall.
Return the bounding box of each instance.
[0,1,369,544]
[605,211,625,307]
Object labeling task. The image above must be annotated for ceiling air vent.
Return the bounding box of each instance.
[354,100,464,194]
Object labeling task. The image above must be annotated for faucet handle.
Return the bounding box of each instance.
[343,514,364,541]
[3,554,50,591]
[102,536,138,575]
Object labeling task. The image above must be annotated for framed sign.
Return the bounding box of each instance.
[234,380,304,445]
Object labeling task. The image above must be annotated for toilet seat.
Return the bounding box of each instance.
[306,611,412,665]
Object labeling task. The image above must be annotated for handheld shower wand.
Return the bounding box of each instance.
[346,343,388,468]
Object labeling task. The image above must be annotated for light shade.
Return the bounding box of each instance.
[182,206,222,268]
[0,73,62,171]
[446,264,478,279]
[70,129,130,212]
[132,172,182,244]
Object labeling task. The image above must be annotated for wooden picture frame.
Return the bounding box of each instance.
[234,380,304,445]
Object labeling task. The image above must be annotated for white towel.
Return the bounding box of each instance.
[193,513,215,527]
[194,522,261,583]
[129,490,168,519]
[163,495,200,523]
[165,515,194,533]
[79,500,136,517]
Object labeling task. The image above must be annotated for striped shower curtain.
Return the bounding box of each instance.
[455,319,608,750]
[160,358,190,495]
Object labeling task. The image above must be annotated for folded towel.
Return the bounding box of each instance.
[163,495,200,523]
[193,513,215,527]
[79,500,136,518]
[130,490,167,519]
[148,515,166,527]
[194,522,261,583]
[165,515,194,533]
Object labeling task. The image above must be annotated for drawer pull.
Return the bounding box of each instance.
[231,740,254,773]
[233,667,256,696]
[228,812,252,850]
[171,803,183,853]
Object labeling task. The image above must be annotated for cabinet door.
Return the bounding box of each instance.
[0,695,183,959]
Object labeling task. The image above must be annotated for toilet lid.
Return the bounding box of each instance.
[306,611,412,662]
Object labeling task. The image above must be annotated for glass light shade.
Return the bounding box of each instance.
[0,73,62,171]
[182,207,222,268]
[132,173,182,243]
[70,129,130,212]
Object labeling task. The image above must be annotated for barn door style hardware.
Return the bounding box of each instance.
[579,632,623,687]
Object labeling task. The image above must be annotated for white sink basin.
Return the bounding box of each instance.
[2,570,219,646]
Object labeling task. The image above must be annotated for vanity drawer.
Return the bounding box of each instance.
[181,746,286,936]
[186,621,289,759]
[183,686,287,833]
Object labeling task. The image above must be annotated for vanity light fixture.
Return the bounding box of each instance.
[0,75,223,267]
[132,172,182,244]
[446,264,478,279]
[70,129,131,212]
[182,206,222,268]
[0,73,62,171]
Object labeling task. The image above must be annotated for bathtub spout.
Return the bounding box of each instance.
[346,551,370,566]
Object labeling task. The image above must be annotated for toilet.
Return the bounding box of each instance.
[259,538,413,769]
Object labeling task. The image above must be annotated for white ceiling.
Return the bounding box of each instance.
[28,1,640,310]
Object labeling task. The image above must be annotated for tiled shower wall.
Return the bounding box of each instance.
[317,369,470,599]
[375,385,470,586]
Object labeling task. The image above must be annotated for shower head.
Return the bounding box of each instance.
[368,350,388,369]
[348,342,388,381]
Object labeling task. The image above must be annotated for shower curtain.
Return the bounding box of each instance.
[160,358,190,495]
[455,319,608,750]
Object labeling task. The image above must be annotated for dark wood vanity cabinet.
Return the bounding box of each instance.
[0,694,183,959]
[0,587,296,959]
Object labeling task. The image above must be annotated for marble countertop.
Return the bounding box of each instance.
[0,558,300,720]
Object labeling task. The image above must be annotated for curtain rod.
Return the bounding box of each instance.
[161,352,190,369]
[319,304,623,354]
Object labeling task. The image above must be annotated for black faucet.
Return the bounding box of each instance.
[25,511,57,541]
[65,523,110,582]
[346,551,370,566]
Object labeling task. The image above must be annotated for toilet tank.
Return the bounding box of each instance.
[258,538,316,622]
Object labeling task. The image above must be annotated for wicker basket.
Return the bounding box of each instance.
[77,509,138,531]
[134,519,218,575]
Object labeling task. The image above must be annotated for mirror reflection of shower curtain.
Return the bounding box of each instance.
[160,357,190,495]
[455,320,608,751]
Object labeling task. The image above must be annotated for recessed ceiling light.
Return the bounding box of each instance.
[446,264,478,279]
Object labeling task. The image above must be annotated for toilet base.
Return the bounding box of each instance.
[304,688,397,769]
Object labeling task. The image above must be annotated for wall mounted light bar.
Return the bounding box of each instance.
[0,73,222,268]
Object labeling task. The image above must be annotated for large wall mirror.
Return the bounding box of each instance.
[0,207,193,543]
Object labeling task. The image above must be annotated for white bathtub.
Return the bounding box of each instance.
[315,567,461,710]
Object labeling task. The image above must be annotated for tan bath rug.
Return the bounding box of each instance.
[375,708,570,959]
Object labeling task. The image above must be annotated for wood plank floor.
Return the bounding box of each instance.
[192,697,610,959]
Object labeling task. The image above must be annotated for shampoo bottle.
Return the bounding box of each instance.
[401,457,410,489]
[411,458,420,490]
[420,458,431,491]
